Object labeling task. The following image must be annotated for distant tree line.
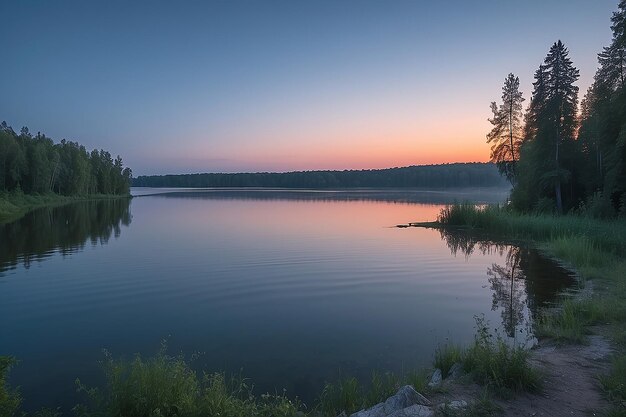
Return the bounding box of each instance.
[488,1,626,217]
[133,163,508,189]
[0,122,132,195]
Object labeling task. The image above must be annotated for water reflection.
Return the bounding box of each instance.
[136,187,510,205]
[0,199,132,276]
[438,229,576,338]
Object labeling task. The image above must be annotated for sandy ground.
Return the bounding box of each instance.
[429,334,614,416]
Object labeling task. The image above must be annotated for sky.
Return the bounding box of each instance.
[0,1,619,175]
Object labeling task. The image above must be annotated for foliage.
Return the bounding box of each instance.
[514,41,580,214]
[486,73,525,183]
[0,122,131,197]
[74,346,303,417]
[462,316,542,395]
[506,0,626,215]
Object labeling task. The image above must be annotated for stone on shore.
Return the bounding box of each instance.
[427,369,442,387]
[350,385,432,417]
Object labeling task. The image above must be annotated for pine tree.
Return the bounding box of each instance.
[515,41,579,214]
[486,74,524,183]
[579,0,626,214]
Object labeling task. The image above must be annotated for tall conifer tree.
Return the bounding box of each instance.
[487,74,524,183]
[516,41,579,214]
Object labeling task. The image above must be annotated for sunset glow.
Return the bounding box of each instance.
[0,1,616,175]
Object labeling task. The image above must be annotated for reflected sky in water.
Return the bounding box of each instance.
[0,189,573,412]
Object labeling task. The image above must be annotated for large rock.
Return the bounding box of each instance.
[350,385,431,417]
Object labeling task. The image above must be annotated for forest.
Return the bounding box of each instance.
[133,162,508,188]
[0,122,132,196]
[486,2,626,217]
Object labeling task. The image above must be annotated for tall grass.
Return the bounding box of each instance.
[433,344,463,378]
[315,370,429,416]
[462,317,542,395]
[437,203,626,256]
[74,346,302,417]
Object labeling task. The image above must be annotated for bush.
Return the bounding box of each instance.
[463,316,541,395]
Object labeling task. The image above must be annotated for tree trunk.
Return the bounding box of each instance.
[555,182,563,214]
[555,120,563,214]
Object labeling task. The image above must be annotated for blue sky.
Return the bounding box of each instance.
[0,1,618,175]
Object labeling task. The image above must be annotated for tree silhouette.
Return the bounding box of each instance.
[513,41,580,213]
[487,74,524,183]
[578,0,626,215]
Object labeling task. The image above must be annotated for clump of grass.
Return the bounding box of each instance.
[402,369,428,394]
[437,203,487,228]
[316,369,431,416]
[547,236,614,269]
[365,371,400,409]
[435,204,626,256]
[0,356,21,417]
[433,344,463,378]
[74,344,303,417]
[536,298,608,344]
[316,376,362,416]
[75,345,200,417]
[462,317,541,395]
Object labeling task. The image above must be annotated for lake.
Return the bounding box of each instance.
[0,188,575,412]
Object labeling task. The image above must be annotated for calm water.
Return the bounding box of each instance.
[0,188,575,411]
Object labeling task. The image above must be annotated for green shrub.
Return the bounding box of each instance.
[463,317,541,395]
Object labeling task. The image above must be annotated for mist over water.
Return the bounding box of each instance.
[0,189,573,411]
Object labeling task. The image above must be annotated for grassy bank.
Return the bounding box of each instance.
[0,192,132,224]
[436,203,626,414]
[1,340,517,417]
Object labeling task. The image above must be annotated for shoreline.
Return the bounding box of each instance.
[0,192,132,225]
[404,205,625,416]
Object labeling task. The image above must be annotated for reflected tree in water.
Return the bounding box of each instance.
[437,228,575,338]
[487,247,526,337]
[0,199,132,275]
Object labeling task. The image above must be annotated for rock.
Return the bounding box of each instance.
[436,400,468,411]
[387,405,434,417]
[387,385,431,407]
[337,412,348,417]
[427,369,442,387]
[350,385,431,417]
[447,362,463,379]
